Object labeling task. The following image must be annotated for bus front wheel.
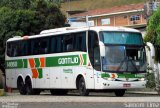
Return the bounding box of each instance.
[114,89,125,97]
[78,77,89,96]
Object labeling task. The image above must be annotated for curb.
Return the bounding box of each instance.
[127,91,158,95]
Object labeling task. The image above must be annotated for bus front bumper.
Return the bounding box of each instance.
[96,80,146,89]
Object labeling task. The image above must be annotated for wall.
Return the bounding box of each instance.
[91,12,147,27]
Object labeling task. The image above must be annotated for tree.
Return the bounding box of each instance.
[0,0,66,73]
[0,7,35,70]
[0,0,34,9]
[144,7,160,45]
[32,0,66,33]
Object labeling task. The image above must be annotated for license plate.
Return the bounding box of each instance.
[123,83,131,87]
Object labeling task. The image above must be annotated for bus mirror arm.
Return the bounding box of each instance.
[100,46,105,57]
[99,42,105,57]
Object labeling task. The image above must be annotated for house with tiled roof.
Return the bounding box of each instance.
[68,3,147,29]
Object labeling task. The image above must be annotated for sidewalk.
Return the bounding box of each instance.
[127,91,158,95]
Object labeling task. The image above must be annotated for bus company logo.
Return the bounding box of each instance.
[7,61,17,68]
[58,57,79,65]
[57,54,85,65]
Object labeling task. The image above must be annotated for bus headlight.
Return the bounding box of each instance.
[139,78,145,81]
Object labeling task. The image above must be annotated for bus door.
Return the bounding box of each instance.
[87,31,101,89]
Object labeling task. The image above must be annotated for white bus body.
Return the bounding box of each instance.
[5,26,146,96]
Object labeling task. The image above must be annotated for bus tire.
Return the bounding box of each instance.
[114,89,125,97]
[50,89,68,95]
[78,77,89,96]
[17,77,27,95]
[25,77,41,95]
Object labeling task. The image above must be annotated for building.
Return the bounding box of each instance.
[69,4,147,30]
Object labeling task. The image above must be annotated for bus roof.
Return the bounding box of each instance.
[7,26,140,42]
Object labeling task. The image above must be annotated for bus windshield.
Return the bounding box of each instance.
[100,31,146,73]
[99,31,143,45]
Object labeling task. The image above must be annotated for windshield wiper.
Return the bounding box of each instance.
[116,57,138,72]
[116,57,126,71]
[128,59,138,72]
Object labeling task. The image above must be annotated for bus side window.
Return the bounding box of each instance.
[81,32,87,52]
[31,38,50,55]
[63,34,74,52]
[39,39,49,54]
[56,37,62,53]
[7,43,12,57]
[23,41,28,56]
[51,37,57,53]
[74,32,86,52]
[13,42,21,57]
[32,40,38,55]
[88,31,101,71]
[7,42,23,57]
[18,41,27,56]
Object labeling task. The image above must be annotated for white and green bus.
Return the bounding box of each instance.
[5,26,146,96]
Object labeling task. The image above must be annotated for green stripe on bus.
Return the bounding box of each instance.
[37,68,43,78]
[35,58,40,67]
[17,59,23,68]
[117,74,135,78]
[6,54,87,69]
[101,73,145,78]
[23,59,28,68]
[82,54,87,65]
[101,73,110,78]
[117,73,145,78]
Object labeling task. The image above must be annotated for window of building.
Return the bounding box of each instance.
[101,18,110,25]
[130,15,140,21]
[88,20,95,26]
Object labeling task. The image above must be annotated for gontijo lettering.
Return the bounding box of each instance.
[58,57,79,65]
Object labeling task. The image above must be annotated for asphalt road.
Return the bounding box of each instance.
[0,91,160,108]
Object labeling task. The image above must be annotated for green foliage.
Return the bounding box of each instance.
[0,0,34,9]
[144,7,160,62]
[0,7,35,38]
[32,0,66,33]
[146,72,156,89]
[144,7,160,45]
[0,0,66,71]
[0,7,36,63]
